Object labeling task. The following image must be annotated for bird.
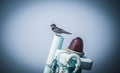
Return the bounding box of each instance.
[50,24,72,35]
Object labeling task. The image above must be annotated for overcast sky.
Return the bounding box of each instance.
[1,1,120,73]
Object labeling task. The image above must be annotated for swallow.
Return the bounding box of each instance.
[50,24,72,35]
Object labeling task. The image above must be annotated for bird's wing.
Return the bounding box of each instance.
[59,28,72,34]
[52,27,62,33]
[53,27,72,34]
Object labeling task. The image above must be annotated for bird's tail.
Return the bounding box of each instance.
[64,31,72,34]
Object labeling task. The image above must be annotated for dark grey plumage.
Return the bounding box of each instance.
[50,24,72,35]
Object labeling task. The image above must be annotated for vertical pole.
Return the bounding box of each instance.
[44,35,64,73]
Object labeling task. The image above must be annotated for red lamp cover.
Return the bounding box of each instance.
[68,37,83,53]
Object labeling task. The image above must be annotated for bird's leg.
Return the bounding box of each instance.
[56,33,61,36]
